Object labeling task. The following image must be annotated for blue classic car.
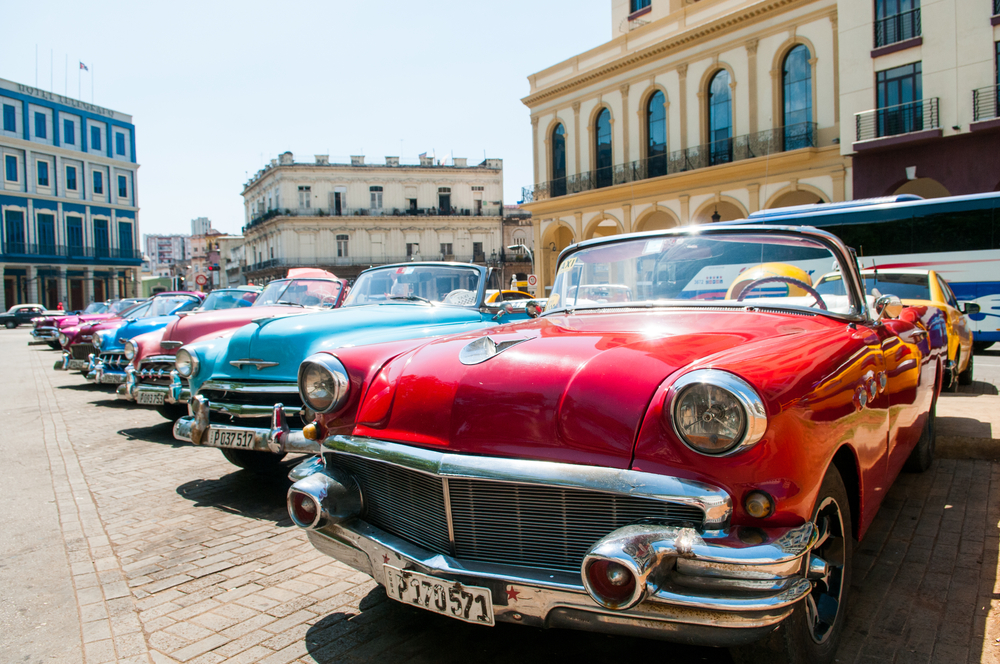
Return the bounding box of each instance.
[172,262,533,472]
[88,292,205,385]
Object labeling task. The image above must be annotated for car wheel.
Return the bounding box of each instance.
[903,402,936,473]
[155,403,189,422]
[4,321,16,329]
[220,448,287,474]
[944,353,960,393]
[47,341,62,350]
[973,341,994,354]
[958,353,974,386]
[731,467,852,664]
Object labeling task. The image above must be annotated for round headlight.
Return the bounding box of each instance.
[58,333,68,347]
[124,340,137,360]
[298,354,350,414]
[93,334,103,351]
[175,347,200,378]
[669,370,767,456]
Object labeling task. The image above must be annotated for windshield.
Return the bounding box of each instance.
[255,279,343,308]
[862,273,930,300]
[547,232,859,316]
[82,302,108,314]
[109,299,141,315]
[199,289,259,311]
[343,265,483,306]
[146,296,201,317]
[116,301,148,318]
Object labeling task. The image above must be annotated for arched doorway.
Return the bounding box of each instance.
[635,210,677,232]
[769,190,827,209]
[892,178,950,199]
[544,225,576,288]
[694,201,745,224]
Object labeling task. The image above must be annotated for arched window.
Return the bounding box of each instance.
[708,70,733,165]
[783,45,813,150]
[594,108,613,188]
[551,123,566,197]
[646,91,667,177]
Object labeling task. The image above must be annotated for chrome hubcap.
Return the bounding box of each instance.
[805,497,845,644]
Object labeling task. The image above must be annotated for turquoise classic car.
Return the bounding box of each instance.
[172,262,533,472]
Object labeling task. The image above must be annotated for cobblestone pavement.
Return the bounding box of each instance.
[5,331,1000,663]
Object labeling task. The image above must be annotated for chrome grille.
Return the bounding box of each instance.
[137,360,175,386]
[70,344,95,360]
[328,454,705,573]
[200,385,304,410]
[99,352,129,370]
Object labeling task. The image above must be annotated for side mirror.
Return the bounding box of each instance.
[492,302,515,322]
[963,302,981,315]
[874,294,903,322]
[525,300,543,319]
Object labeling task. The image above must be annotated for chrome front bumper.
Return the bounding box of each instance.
[88,359,126,385]
[173,395,320,455]
[29,329,57,345]
[289,441,822,646]
[116,367,190,404]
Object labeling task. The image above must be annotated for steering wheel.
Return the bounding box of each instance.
[321,295,340,307]
[735,276,827,311]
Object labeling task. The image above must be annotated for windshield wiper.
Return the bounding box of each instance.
[386,295,433,304]
[276,300,305,307]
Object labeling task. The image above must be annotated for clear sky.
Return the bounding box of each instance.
[1,0,611,237]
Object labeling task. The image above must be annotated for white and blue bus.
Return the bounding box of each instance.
[747,192,1000,351]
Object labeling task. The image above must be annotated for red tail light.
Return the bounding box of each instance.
[584,560,637,609]
[289,491,320,528]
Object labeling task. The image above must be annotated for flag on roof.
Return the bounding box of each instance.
[79,62,89,71]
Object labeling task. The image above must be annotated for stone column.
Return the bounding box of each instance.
[679,195,691,225]
[110,272,120,299]
[620,84,631,164]
[84,267,94,304]
[26,265,38,303]
[572,102,582,175]
[747,184,761,213]
[57,267,67,308]
[622,204,633,234]
[677,64,689,150]
[530,117,540,186]
[746,40,759,135]
[574,212,584,242]
[0,263,6,312]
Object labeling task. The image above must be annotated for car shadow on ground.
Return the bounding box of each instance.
[304,585,733,663]
[54,381,105,391]
[118,421,184,446]
[944,380,999,396]
[90,397,139,410]
[175,467,297,526]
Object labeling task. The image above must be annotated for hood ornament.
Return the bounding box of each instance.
[230,359,280,370]
[459,336,531,365]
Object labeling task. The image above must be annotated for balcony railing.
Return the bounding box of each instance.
[874,8,921,47]
[245,205,502,231]
[855,98,939,142]
[523,123,817,203]
[1,242,143,261]
[245,254,488,273]
[973,85,999,122]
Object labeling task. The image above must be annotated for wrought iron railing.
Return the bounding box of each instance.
[245,205,502,231]
[874,8,921,47]
[245,254,486,273]
[974,85,1000,122]
[1,242,142,260]
[522,123,817,203]
[855,98,939,142]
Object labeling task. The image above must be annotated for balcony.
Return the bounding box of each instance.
[1,243,143,262]
[973,85,999,122]
[522,123,817,203]
[245,254,487,273]
[244,205,502,231]
[854,98,939,143]
[874,8,921,48]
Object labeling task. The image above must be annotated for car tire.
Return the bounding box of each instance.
[731,467,852,664]
[155,403,189,422]
[220,448,287,474]
[973,341,994,354]
[4,321,16,329]
[47,341,62,350]
[903,402,936,473]
[958,353,974,386]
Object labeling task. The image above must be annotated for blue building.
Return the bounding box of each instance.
[1,77,141,311]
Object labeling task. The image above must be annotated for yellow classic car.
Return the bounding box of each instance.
[817,268,976,391]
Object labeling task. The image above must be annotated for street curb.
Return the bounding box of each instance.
[936,435,1000,461]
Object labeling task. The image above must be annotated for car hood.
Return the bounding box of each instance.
[356,309,842,469]
[197,303,494,387]
[99,315,180,352]
[162,305,315,350]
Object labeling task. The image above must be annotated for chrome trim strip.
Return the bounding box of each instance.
[140,355,178,365]
[441,478,457,555]
[325,434,732,527]
[230,359,281,370]
[199,380,299,394]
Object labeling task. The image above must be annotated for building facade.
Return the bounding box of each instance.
[144,234,190,278]
[841,0,1000,197]
[1,77,142,310]
[216,236,246,287]
[241,153,505,282]
[521,0,847,293]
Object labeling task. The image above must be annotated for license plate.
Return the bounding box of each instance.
[207,428,257,449]
[101,373,126,384]
[137,391,165,405]
[383,565,494,626]
[67,359,86,370]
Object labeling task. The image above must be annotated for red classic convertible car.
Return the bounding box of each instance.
[286,225,941,663]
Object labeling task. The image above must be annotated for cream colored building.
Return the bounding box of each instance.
[241,153,505,282]
[522,0,849,293]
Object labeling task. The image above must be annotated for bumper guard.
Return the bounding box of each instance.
[173,395,319,455]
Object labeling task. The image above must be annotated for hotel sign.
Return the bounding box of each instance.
[14,83,118,119]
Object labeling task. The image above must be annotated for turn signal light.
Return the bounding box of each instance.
[584,560,636,609]
[744,491,775,519]
[302,422,319,441]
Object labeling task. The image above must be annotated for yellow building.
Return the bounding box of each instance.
[521,0,849,294]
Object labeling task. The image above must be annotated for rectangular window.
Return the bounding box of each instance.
[876,62,923,137]
[37,213,56,252]
[90,126,101,150]
[370,185,383,210]
[93,218,109,257]
[630,0,651,12]
[473,241,484,260]
[440,243,453,256]
[4,210,26,252]
[118,174,127,198]
[2,104,15,132]
[37,160,49,187]
[336,234,349,258]
[34,112,46,139]
[875,0,921,48]
[406,242,419,257]
[63,119,75,145]
[67,216,84,253]
[118,221,134,256]
[297,186,311,208]
[66,166,77,190]
[93,170,103,194]
[115,132,126,156]
[4,155,17,182]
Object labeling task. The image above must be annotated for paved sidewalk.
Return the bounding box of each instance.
[6,331,1000,663]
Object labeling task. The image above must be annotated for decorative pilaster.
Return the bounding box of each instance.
[622,204,633,234]
[57,267,67,308]
[747,183,761,213]
[84,267,94,304]
[572,102,582,175]
[620,84,631,164]
[677,64,689,150]
[746,40,759,134]
[530,116,540,185]
[26,265,38,303]
[679,195,690,225]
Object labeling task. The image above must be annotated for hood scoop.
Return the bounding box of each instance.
[459,336,531,365]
